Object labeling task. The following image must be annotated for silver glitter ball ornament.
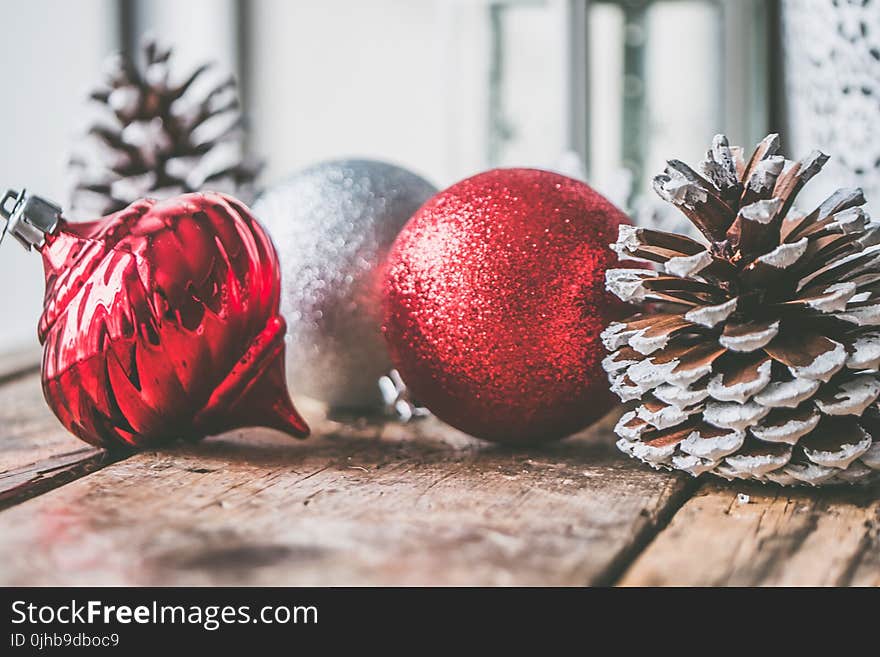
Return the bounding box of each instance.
[254,159,437,412]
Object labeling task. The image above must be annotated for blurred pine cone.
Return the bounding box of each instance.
[603,134,880,486]
[68,39,261,218]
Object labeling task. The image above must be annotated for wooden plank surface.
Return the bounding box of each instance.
[618,480,880,586]
[0,345,41,384]
[0,373,93,473]
[0,407,694,586]
[3,343,875,587]
[0,373,109,508]
[0,371,110,509]
[0,449,117,510]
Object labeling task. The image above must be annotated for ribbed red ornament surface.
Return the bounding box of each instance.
[382,168,630,443]
[38,192,309,448]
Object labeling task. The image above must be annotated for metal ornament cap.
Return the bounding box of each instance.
[254,159,437,412]
[0,189,61,250]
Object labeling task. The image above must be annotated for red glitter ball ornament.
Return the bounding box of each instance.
[382,168,631,443]
[1,189,309,448]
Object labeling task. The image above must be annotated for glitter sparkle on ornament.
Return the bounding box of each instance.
[382,168,631,444]
[254,160,436,412]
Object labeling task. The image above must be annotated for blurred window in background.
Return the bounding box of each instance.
[4,0,877,352]
[0,0,118,354]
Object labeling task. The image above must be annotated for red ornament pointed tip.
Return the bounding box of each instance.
[262,395,311,439]
[250,327,310,438]
[216,347,311,439]
[195,315,311,438]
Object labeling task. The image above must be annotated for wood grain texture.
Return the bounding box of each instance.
[0,449,120,510]
[619,480,880,586]
[0,372,111,507]
[0,408,693,586]
[0,373,101,474]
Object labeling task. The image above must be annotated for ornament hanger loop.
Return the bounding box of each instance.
[0,188,61,250]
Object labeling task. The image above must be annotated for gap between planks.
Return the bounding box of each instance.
[0,363,114,509]
[0,448,124,511]
[0,346,123,509]
[597,474,700,586]
[0,350,693,586]
[0,408,694,586]
[3,352,878,587]
[617,479,880,586]
[0,345,41,385]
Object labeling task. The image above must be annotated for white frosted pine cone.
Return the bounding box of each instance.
[69,38,260,218]
[603,133,880,486]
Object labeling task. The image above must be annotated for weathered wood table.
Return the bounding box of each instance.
[1,350,877,586]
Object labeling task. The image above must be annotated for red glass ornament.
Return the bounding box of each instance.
[18,191,309,448]
[382,168,630,444]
